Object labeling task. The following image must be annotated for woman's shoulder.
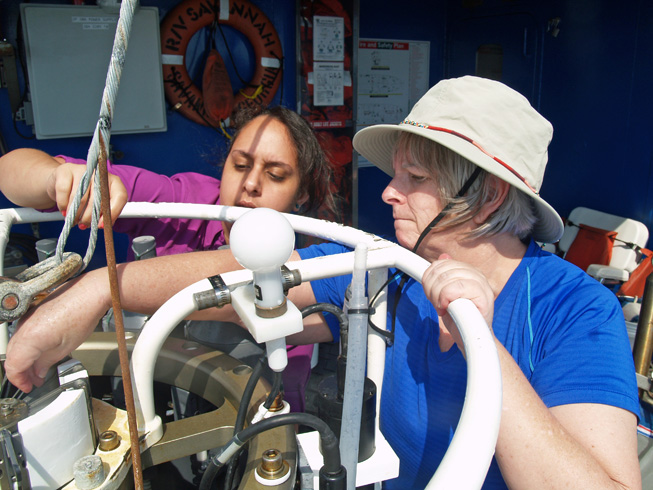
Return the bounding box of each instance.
[523,240,623,318]
[528,241,614,289]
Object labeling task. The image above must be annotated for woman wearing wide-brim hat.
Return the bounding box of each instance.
[338,75,640,489]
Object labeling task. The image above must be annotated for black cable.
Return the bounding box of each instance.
[209,2,219,52]
[9,232,38,247]
[210,0,256,91]
[12,111,35,140]
[300,302,348,351]
[216,22,254,89]
[263,371,283,410]
[212,8,284,105]
[12,16,35,140]
[233,354,266,434]
[301,303,349,397]
[365,270,402,345]
[566,219,642,253]
[300,303,347,327]
[0,374,8,399]
[163,63,225,132]
[219,305,345,490]
[274,57,284,106]
[199,412,344,490]
[0,126,9,156]
[411,167,482,255]
[223,353,266,489]
[240,413,342,471]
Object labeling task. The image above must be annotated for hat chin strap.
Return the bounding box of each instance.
[411,166,482,254]
[368,166,483,347]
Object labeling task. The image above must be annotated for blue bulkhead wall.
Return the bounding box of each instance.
[0,0,651,267]
[358,0,653,248]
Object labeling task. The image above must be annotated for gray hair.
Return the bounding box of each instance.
[394,133,537,240]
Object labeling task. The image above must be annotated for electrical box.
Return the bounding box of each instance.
[20,3,167,139]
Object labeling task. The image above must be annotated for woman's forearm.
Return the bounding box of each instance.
[0,148,62,209]
[494,342,641,490]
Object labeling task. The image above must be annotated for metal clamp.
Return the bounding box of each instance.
[281,265,301,293]
[193,274,232,310]
[0,252,83,322]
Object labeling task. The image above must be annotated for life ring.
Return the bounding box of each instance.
[160,0,283,127]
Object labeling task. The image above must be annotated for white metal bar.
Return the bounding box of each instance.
[0,203,502,488]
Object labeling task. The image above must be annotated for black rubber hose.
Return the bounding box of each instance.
[199,412,344,490]
[226,369,284,488]
[233,355,266,435]
[300,302,348,352]
[223,354,266,489]
[263,370,283,410]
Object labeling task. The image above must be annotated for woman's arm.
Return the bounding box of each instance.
[4,249,332,393]
[0,148,64,209]
[495,346,640,489]
[422,257,641,490]
[0,148,127,227]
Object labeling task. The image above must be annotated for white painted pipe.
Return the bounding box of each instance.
[132,249,501,489]
[366,267,389,425]
[0,204,502,488]
[129,277,215,444]
[425,298,502,490]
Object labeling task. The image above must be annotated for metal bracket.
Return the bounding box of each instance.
[0,428,30,490]
[0,41,22,116]
[281,265,302,293]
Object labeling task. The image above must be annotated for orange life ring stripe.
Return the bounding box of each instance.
[160,0,283,126]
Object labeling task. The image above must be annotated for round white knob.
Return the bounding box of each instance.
[230,208,295,273]
[230,208,295,310]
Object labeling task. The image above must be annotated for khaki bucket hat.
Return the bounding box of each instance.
[353,75,564,243]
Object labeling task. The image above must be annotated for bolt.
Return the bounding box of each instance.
[98,430,120,452]
[0,398,18,416]
[261,449,282,472]
[256,448,289,481]
[73,455,105,489]
[1,293,19,311]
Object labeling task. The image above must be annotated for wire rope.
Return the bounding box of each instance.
[54,0,135,271]
[47,0,145,487]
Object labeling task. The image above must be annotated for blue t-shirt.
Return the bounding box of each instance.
[298,239,639,489]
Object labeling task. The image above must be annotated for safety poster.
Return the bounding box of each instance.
[357,38,430,166]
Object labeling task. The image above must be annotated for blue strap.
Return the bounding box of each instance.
[526,266,535,374]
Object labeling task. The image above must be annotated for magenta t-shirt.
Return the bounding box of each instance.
[59,156,225,258]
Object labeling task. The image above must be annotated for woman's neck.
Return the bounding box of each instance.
[420,231,529,298]
[436,233,529,352]
[459,233,529,298]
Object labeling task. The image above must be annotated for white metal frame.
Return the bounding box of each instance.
[0,203,502,489]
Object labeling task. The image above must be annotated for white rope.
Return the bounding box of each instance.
[55,0,138,271]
